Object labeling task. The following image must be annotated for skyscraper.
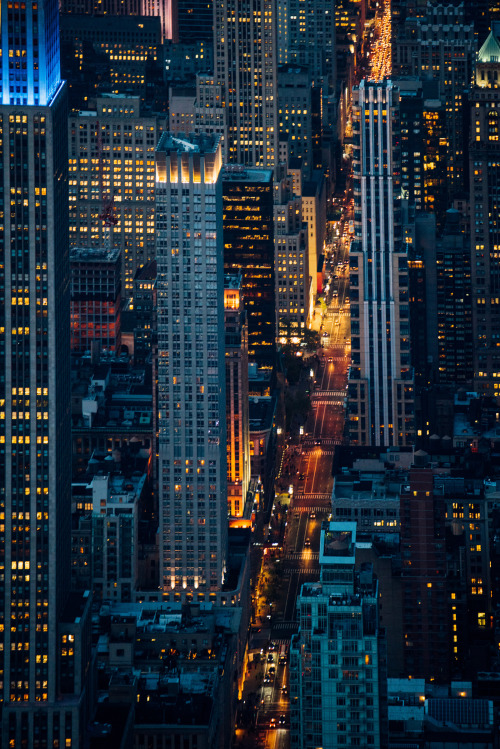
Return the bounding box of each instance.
[392,1,476,197]
[215,0,278,167]
[222,167,276,368]
[156,133,228,600]
[1,0,91,744]
[470,24,500,395]
[60,0,174,41]
[68,95,166,296]
[276,0,336,91]
[290,522,387,749]
[224,274,251,518]
[347,80,415,447]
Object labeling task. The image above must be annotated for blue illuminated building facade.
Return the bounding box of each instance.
[0,1,92,746]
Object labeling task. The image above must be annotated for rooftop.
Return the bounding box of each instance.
[156,131,220,155]
[70,247,121,264]
[222,165,273,183]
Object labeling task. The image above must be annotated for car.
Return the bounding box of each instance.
[304,538,311,547]
[335,320,340,325]
[270,717,276,728]
[314,439,321,445]
[322,331,328,337]
[267,654,274,663]
[279,655,286,665]
[269,641,277,651]
[279,715,286,726]
[328,357,333,362]
[298,474,305,481]
[282,686,289,696]
[269,666,276,675]
[264,675,271,684]
[310,512,316,519]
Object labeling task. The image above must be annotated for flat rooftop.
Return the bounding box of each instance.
[70,247,121,264]
[222,165,273,183]
[156,131,220,154]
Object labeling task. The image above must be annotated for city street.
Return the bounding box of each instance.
[234,225,351,748]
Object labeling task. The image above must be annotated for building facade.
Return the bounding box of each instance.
[224,274,251,518]
[68,94,166,295]
[214,0,278,167]
[70,247,122,353]
[274,172,311,343]
[0,0,92,744]
[470,24,500,395]
[348,80,415,447]
[156,133,227,600]
[393,1,476,197]
[60,0,174,40]
[290,522,387,749]
[222,167,276,368]
[276,0,336,92]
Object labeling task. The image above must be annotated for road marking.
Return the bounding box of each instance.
[294,493,332,500]
[284,552,319,560]
[292,505,330,512]
[312,400,344,406]
[312,390,346,397]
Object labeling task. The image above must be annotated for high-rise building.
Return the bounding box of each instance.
[277,66,314,178]
[348,80,415,447]
[276,0,336,91]
[400,470,449,682]
[290,522,387,749]
[222,167,276,368]
[60,13,163,107]
[70,247,122,354]
[470,24,500,396]
[0,0,92,743]
[215,0,278,167]
[68,95,166,295]
[436,210,473,385]
[176,0,213,45]
[224,274,250,518]
[156,133,228,600]
[60,0,174,41]
[274,171,311,343]
[393,1,476,197]
[399,79,448,230]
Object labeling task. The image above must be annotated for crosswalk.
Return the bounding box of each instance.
[312,400,343,406]
[312,390,346,397]
[303,438,340,447]
[271,623,299,634]
[304,449,335,456]
[284,552,319,560]
[281,568,320,576]
[292,505,330,513]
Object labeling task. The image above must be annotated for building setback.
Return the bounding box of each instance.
[156,133,228,599]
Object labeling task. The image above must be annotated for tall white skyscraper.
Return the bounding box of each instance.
[214,0,278,167]
[347,80,415,447]
[156,133,228,600]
